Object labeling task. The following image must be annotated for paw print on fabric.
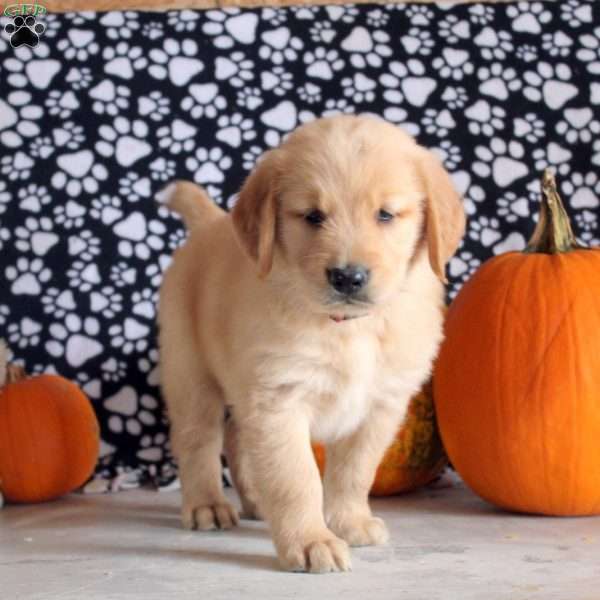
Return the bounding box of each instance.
[167,9,199,32]
[113,212,166,260]
[439,15,471,45]
[149,39,204,86]
[157,119,197,154]
[242,145,263,171]
[99,11,140,40]
[57,28,99,60]
[515,44,538,63]
[41,288,77,319]
[90,194,123,225]
[405,4,433,26]
[103,41,148,79]
[66,259,101,292]
[45,89,79,119]
[47,314,102,368]
[149,157,176,182]
[105,385,146,434]
[65,66,93,89]
[259,27,303,64]
[216,113,256,147]
[142,21,163,39]
[1,151,34,181]
[68,230,101,261]
[298,83,321,105]
[29,136,54,159]
[90,285,124,318]
[0,227,10,253]
[145,255,171,288]
[181,83,227,119]
[17,183,51,212]
[325,5,358,24]
[513,112,545,142]
[7,317,43,349]
[309,20,336,44]
[532,143,572,177]
[475,28,513,61]
[138,91,170,122]
[468,4,494,26]
[6,257,52,296]
[132,288,157,320]
[186,147,233,185]
[2,43,54,89]
[139,350,160,386]
[303,47,344,79]
[380,60,436,108]
[96,117,152,168]
[0,181,11,215]
[109,318,150,355]
[577,28,600,75]
[507,2,552,34]
[262,7,288,26]
[260,66,293,96]
[119,172,151,202]
[401,28,435,56]
[322,98,355,116]
[0,91,44,149]
[168,228,187,250]
[562,172,600,210]
[52,150,108,197]
[236,87,263,110]
[497,191,530,223]
[366,8,389,28]
[202,9,258,48]
[421,108,456,137]
[556,108,600,144]
[449,251,482,287]
[5,15,45,48]
[15,216,59,256]
[342,73,376,104]
[52,121,85,150]
[468,216,502,247]
[101,357,127,382]
[432,49,474,81]
[433,140,462,171]
[341,27,391,69]
[561,0,593,28]
[441,86,468,110]
[477,63,522,101]
[574,210,599,246]
[523,62,578,109]
[542,32,573,58]
[465,100,506,137]
[215,51,254,87]
[138,432,166,462]
[473,139,528,187]
[89,79,131,116]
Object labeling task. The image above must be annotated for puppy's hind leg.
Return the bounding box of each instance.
[164,370,239,531]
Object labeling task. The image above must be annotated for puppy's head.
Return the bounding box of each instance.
[232,115,465,317]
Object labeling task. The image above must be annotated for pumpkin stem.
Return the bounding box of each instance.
[524,169,581,254]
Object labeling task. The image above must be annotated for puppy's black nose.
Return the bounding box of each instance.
[326,265,370,296]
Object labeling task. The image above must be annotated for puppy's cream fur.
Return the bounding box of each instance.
[158,115,465,573]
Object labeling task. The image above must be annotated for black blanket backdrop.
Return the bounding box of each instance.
[1,1,599,490]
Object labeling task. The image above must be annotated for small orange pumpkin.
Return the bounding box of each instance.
[434,170,600,516]
[313,380,447,496]
[0,360,100,503]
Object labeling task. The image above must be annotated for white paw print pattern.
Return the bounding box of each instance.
[2,3,599,485]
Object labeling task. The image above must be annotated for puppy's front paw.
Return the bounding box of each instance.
[278,533,351,574]
[182,501,239,531]
[329,515,389,547]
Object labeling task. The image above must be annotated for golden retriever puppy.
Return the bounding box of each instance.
[158,114,465,573]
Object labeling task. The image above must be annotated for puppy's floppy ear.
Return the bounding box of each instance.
[232,150,280,278]
[418,151,466,283]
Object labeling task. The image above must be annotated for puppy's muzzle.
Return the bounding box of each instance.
[326,264,370,297]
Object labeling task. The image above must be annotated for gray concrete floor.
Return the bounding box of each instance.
[1,481,599,600]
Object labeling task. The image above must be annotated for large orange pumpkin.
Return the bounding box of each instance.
[435,170,600,516]
[0,363,100,503]
[313,380,447,496]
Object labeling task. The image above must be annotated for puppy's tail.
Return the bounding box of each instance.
[157,181,224,230]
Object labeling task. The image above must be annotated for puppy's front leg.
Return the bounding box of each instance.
[240,408,351,574]
[324,403,405,547]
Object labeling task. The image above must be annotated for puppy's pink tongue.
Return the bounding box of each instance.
[330,315,344,323]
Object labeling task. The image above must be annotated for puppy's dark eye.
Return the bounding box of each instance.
[305,210,326,227]
[377,209,394,223]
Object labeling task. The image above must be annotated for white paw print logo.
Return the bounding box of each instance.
[108,318,150,354]
[47,314,103,368]
[259,27,303,64]
[473,138,528,188]
[340,27,391,69]
[181,83,227,119]
[148,38,204,86]
[7,317,42,349]
[157,119,197,154]
[52,150,108,197]
[6,257,51,295]
[523,62,578,110]
[96,117,152,168]
[186,147,232,185]
[113,212,166,260]
[216,113,256,147]
[15,216,59,256]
